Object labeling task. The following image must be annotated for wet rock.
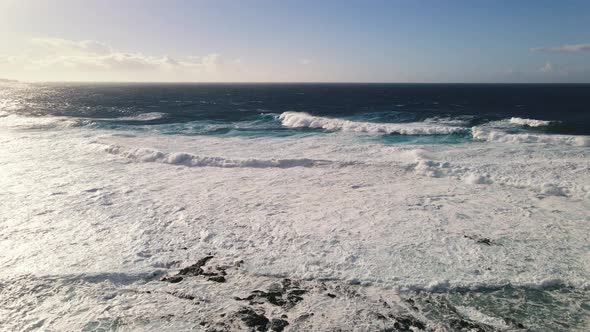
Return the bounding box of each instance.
[161,276,183,283]
[269,318,289,332]
[235,307,269,331]
[215,266,228,276]
[404,297,419,311]
[476,238,492,246]
[178,255,214,276]
[464,234,494,246]
[208,276,226,283]
[288,289,306,296]
[235,279,308,309]
[286,294,304,307]
[449,318,493,331]
[392,316,426,331]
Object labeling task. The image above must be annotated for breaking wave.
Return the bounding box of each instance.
[472,126,590,146]
[109,112,167,122]
[509,117,552,127]
[279,111,468,135]
[97,143,332,168]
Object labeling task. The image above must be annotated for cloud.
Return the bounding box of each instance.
[530,43,590,53]
[299,58,312,65]
[0,55,18,64]
[32,38,113,55]
[2,37,227,78]
[540,61,553,73]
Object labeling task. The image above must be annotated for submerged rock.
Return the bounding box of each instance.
[178,255,214,276]
[464,234,494,246]
[161,276,183,283]
[269,318,289,331]
[234,280,307,309]
[234,307,269,331]
[392,315,426,331]
[208,276,226,283]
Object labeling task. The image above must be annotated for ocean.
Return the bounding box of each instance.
[1,82,589,331]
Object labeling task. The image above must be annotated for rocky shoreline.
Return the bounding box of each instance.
[153,255,531,332]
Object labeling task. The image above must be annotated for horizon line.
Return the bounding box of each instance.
[4,80,590,85]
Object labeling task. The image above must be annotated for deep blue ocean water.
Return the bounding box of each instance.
[6,83,590,143]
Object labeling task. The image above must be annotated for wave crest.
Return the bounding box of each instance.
[509,117,552,127]
[112,112,166,122]
[98,143,330,168]
[279,112,468,135]
[472,127,590,146]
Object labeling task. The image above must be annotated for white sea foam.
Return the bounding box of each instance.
[509,117,552,127]
[472,126,590,146]
[0,114,84,130]
[279,111,468,135]
[1,116,589,331]
[114,112,166,121]
[99,143,324,168]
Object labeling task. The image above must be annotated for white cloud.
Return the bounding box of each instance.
[540,61,553,73]
[32,38,113,55]
[299,58,312,65]
[0,55,18,64]
[25,38,222,71]
[530,43,590,53]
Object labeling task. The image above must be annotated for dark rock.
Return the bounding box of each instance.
[476,238,492,246]
[288,289,306,296]
[326,293,336,298]
[269,318,289,332]
[286,294,304,306]
[393,316,426,331]
[215,266,228,275]
[449,318,489,331]
[208,276,226,283]
[404,297,418,311]
[178,256,214,276]
[235,307,269,331]
[464,235,494,246]
[161,276,183,283]
[267,292,287,306]
[281,278,292,289]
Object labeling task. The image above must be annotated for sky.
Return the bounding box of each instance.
[0,0,589,83]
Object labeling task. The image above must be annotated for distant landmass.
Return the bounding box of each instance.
[0,78,19,83]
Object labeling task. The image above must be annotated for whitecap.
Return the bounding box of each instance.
[114,112,166,121]
[471,126,590,146]
[279,111,468,135]
[97,143,332,168]
[509,117,552,127]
